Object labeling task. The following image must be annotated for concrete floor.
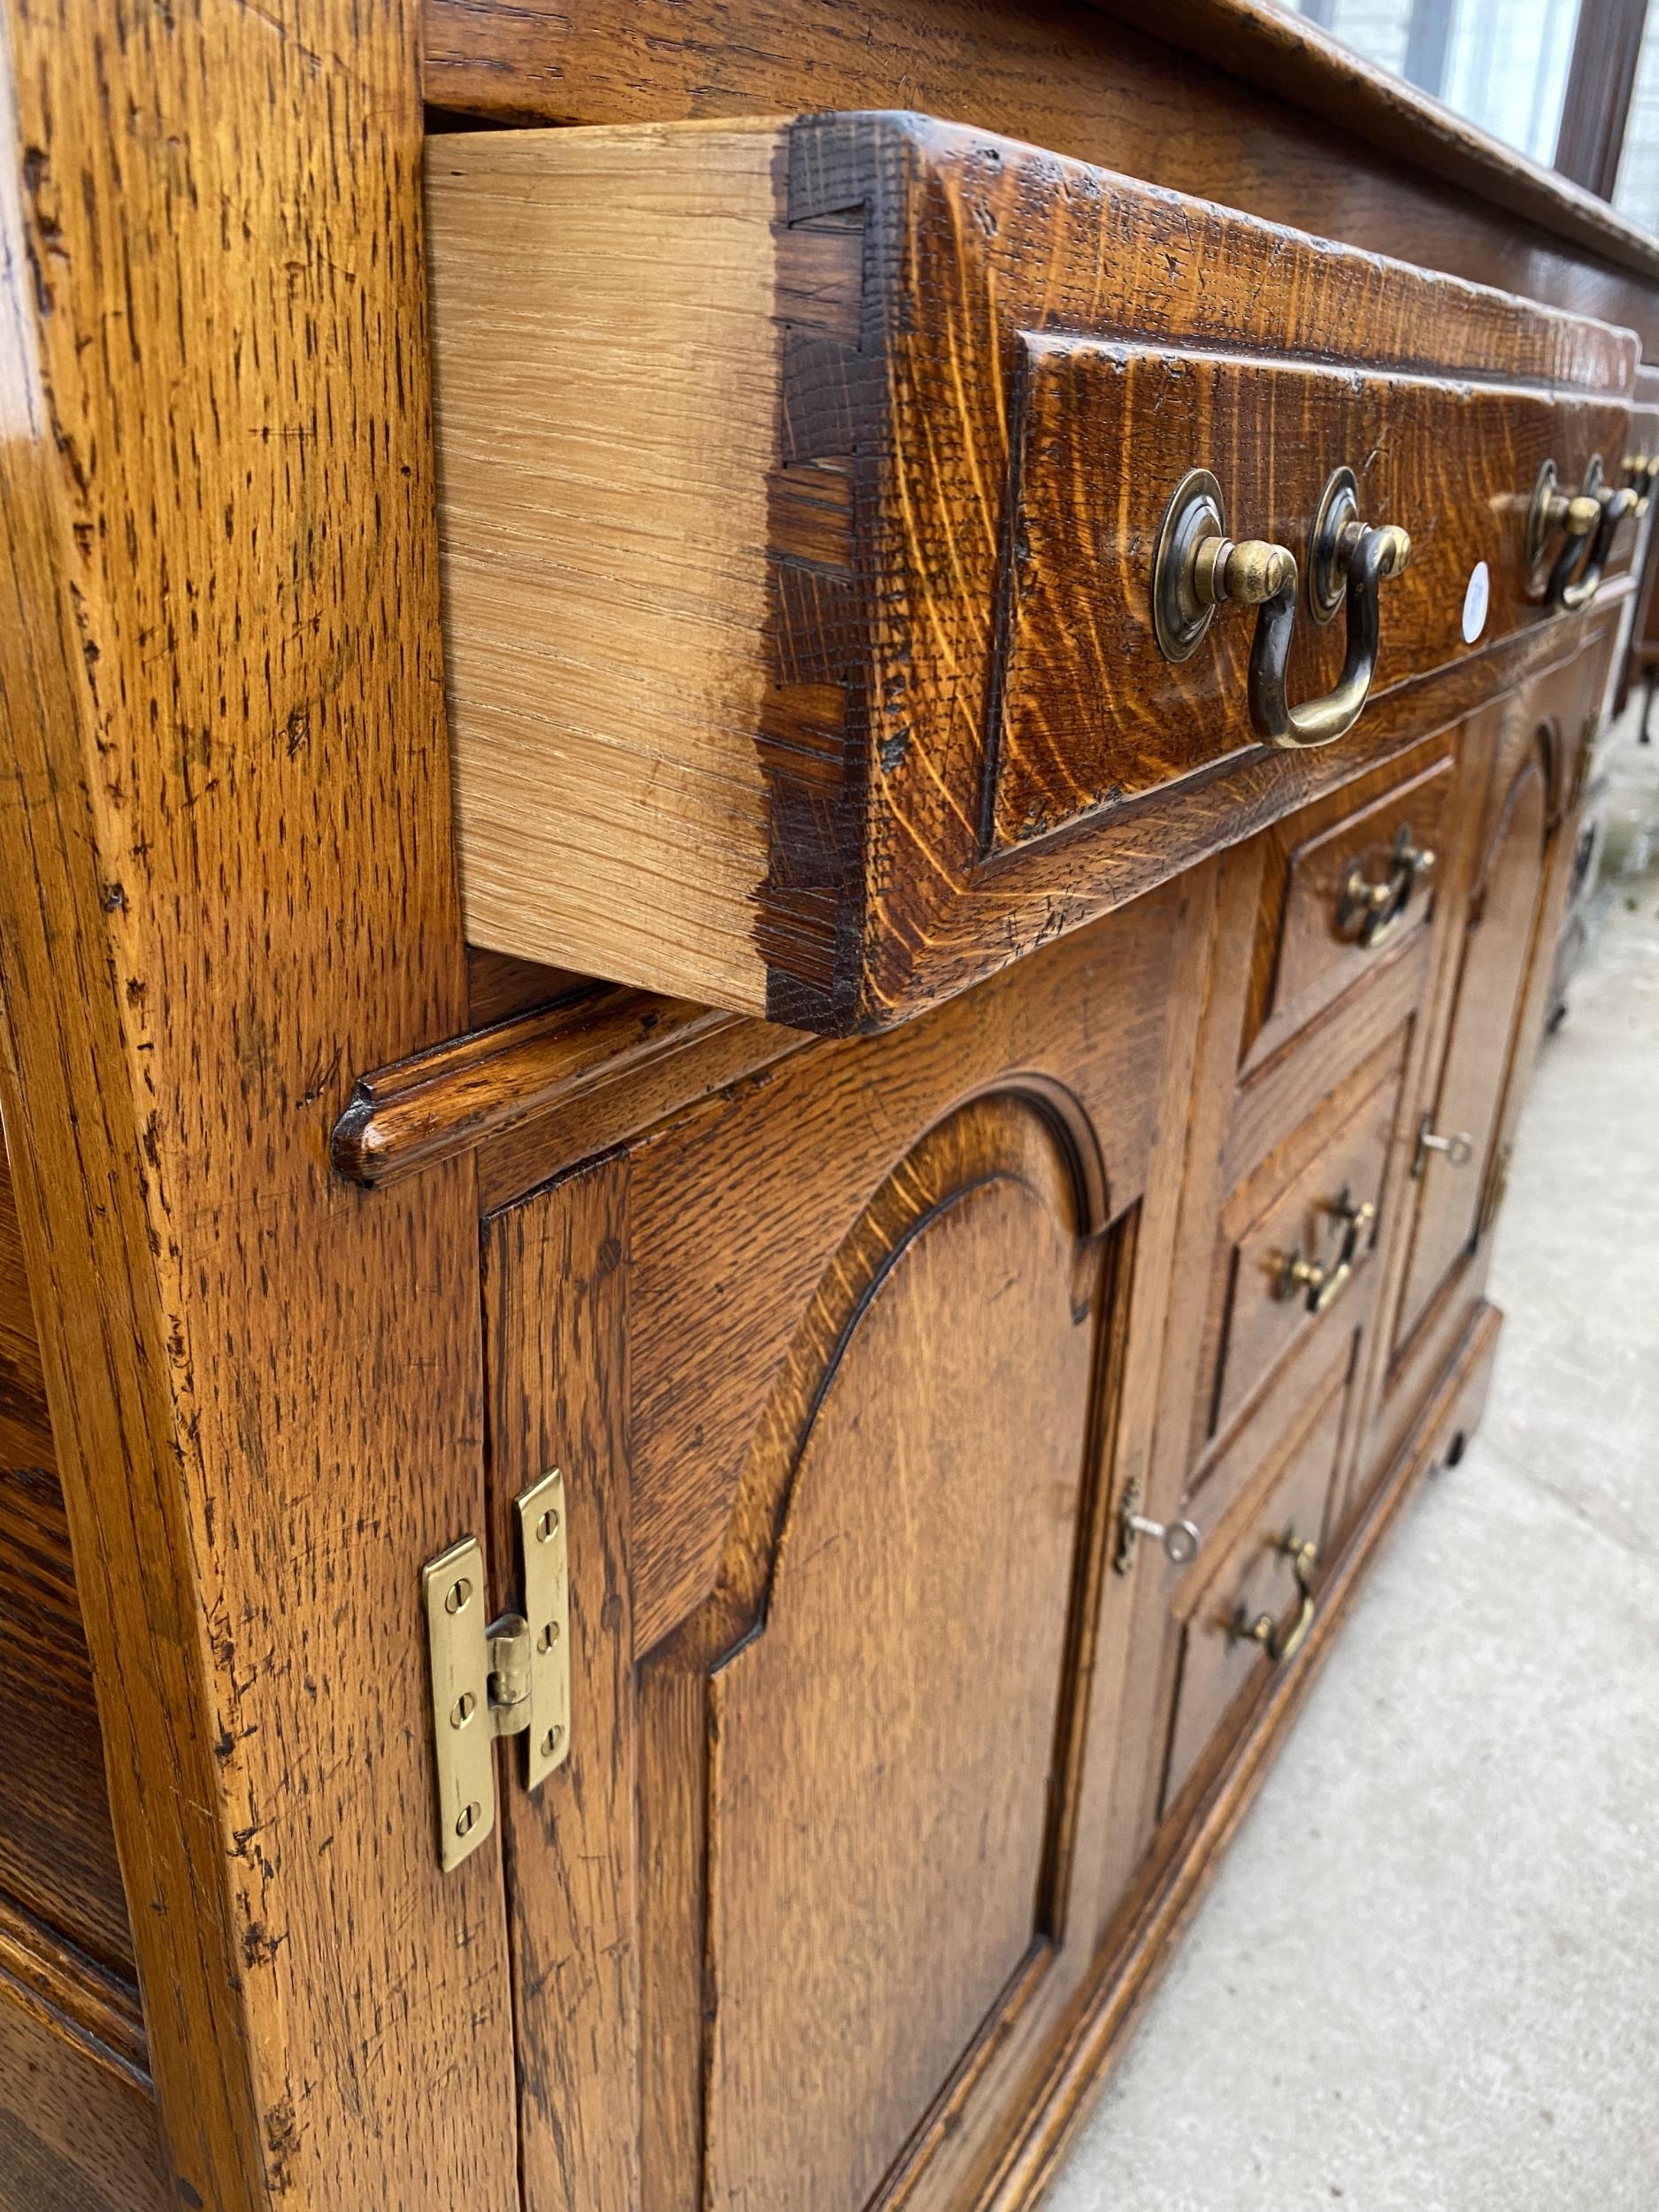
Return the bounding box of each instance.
[1048,715,1659,2212]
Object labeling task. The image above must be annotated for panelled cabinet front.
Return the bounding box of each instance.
[426,111,1640,2212]
[477,881,1211,2211]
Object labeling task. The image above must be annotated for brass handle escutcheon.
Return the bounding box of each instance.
[1336,823,1436,950]
[1530,456,1639,611]
[1234,1533,1318,1664]
[1277,1189,1376,1315]
[1151,467,1410,751]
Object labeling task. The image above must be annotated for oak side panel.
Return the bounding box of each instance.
[482,1160,641,2212]
[0,7,517,2208]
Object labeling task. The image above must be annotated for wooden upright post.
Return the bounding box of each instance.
[0,4,519,2204]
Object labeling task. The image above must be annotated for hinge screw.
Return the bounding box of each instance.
[537,1508,559,1542]
[541,1725,564,1760]
[450,1691,477,1729]
[444,1576,472,1615]
[456,1802,481,1837]
[537,1621,560,1652]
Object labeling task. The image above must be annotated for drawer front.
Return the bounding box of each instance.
[1204,1033,1405,1447]
[991,344,1632,848]
[1239,743,1455,1074]
[1164,1371,1345,1812]
[430,111,1638,1034]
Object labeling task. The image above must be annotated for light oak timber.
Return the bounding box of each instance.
[419,0,1659,349]
[426,111,1636,1033]
[0,4,518,2207]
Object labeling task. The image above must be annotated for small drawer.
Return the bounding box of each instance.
[992,350,1635,849]
[426,111,1635,1035]
[1238,743,1455,1074]
[1164,1373,1345,1812]
[1201,1031,1406,1448]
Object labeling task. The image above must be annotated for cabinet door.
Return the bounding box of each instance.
[1391,734,1550,1350]
[475,885,1209,2212]
[1388,624,1610,1361]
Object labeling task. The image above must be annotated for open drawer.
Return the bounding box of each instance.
[426,111,1639,1033]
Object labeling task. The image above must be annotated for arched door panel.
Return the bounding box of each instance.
[646,1092,1123,2212]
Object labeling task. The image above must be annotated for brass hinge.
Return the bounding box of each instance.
[420,1467,571,1873]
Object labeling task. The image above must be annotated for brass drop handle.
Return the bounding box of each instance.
[1530,457,1639,611]
[1277,1190,1376,1315]
[1151,468,1411,751]
[1234,1532,1318,1664]
[1336,823,1437,950]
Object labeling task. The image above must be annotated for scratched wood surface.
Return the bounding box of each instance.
[0,4,518,2208]
[427,109,1638,1033]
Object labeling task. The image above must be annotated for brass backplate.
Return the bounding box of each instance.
[422,1535,496,1873]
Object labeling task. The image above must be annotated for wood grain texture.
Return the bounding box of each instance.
[993,343,1631,841]
[419,0,1659,346]
[700,1099,1099,2212]
[0,1467,134,1987]
[427,108,1637,1033]
[0,1955,165,2212]
[1163,1364,1345,1809]
[1392,733,1552,1350]
[1202,1033,1403,1447]
[482,1160,641,2212]
[623,874,1198,1655]
[473,868,1213,2212]
[427,121,787,1010]
[1237,741,1455,1077]
[0,5,516,2207]
[0,1141,135,1985]
[334,986,783,1189]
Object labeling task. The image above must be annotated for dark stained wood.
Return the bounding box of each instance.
[0,1467,135,1988]
[0,1146,134,1984]
[474,862,1215,2211]
[0,4,518,2206]
[334,988,788,1190]
[1352,619,1617,1516]
[419,0,1659,346]
[698,1098,1102,2210]
[994,349,1624,839]
[428,110,1638,1033]
[1555,0,1647,201]
[1394,740,1551,1350]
